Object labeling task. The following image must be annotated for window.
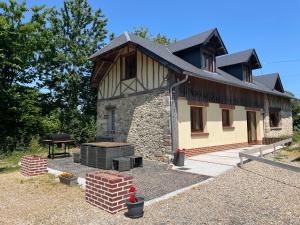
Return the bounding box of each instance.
[269,111,280,127]
[222,109,231,127]
[203,52,215,72]
[191,107,204,132]
[121,52,136,80]
[107,109,116,132]
[244,66,252,82]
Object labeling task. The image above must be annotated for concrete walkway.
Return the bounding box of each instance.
[173,145,278,177]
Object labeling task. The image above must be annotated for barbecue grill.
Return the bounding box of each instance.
[43,133,74,159]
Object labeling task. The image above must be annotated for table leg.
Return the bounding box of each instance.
[48,143,50,158]
[64,144,67,157]
[52,144,54,159]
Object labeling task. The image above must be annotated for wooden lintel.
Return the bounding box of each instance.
[188,100,209,107]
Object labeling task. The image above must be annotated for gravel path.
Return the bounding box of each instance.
[0,161,299,225]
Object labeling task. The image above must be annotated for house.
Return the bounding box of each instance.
[89,28,293,160]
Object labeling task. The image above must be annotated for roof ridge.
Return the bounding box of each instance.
[255,73,279,78]
[124,31,131,41]
[168,28,216,47]
[217,48,255,58]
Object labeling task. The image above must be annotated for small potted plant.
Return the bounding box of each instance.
[125,186,144,218]
[58,172,77,186]
[174,148,185,166]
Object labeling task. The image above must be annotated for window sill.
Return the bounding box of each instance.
[223,126,235,130]
[191,132,209,137]
[270,127,282,131]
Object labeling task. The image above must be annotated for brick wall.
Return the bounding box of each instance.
[185,142,260,157]
[85,171,133,214]
[20,155,48,176]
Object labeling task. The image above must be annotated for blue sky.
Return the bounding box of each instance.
[23,0,300,98]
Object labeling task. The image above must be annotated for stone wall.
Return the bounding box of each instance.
[263,95,293,138]
[97,89,171,160]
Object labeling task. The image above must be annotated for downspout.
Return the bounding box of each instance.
[169,74,189,154]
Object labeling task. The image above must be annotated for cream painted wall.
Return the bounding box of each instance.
[98,49,168,100]
[177,98,263,149]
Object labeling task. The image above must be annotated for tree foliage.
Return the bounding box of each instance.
[133,27,176,45]
[36,0,107,142]
[0,0,107,152]
[287,92,300,131]
[0,0,51,152]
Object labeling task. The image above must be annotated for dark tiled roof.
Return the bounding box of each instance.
[167,28,228,55]
[89,32,291,99]
[254,73,285,92]
[216,49,262,69]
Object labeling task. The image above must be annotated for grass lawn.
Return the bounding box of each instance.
[292,130,300,143]
[0,147,48,174]
[0,144,72,174]
[273,131,300,162]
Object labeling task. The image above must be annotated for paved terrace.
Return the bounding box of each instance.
[173,145,278,176]
[48,158,209,201]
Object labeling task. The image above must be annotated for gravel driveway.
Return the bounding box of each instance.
[0,161,299,225]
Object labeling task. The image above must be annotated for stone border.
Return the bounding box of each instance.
[145,177,214,206]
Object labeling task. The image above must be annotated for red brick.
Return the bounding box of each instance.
[104,183,118,189]
[117,182,128,187]
[109,187,122,193]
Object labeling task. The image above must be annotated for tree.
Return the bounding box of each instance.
[0,0,50,152]
[133,27,176,45]
[37,0,108,142]
[287,92,300,131]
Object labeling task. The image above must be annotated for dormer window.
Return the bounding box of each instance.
[244,66,252,82]
[202,51,215,72]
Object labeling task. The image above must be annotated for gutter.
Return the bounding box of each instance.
[170,74,189,153]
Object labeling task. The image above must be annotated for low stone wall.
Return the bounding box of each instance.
[85,171,133,214]
[20,155,48,176]
[97,89,171,161]
[262,137,291,145]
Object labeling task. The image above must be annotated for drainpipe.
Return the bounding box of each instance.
[169,74,189,154]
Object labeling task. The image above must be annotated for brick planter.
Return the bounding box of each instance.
[85,171,133,214]
[20,155,48,176]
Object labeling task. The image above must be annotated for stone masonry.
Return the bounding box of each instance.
[85,171,133,214]
[97,89,172,161]
[20,155,48,176]
[263,95,293,138]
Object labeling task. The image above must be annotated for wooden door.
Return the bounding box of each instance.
[247,111,257,143]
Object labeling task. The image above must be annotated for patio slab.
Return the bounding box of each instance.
[47,158,210,201]
[172,145,277,177]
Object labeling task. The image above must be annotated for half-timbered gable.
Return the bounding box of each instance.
[97,47,169,100]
